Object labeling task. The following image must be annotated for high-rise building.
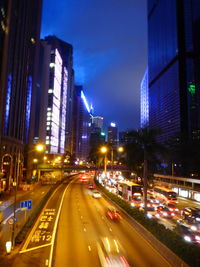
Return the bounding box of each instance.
[0,0,42,187]
[74,86,91,161]
[140,68,149,128]
[91,116,104,130]
[108,122,118,146]
[148,0,200,143]
[33,36,73,155]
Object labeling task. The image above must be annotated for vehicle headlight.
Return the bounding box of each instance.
[195,235,200,241]
[131,203,135,207]
[191,226,197,231]
[175,209,179,211]
[147,213,152,219]
[171,213,175,216]
[163,212,168,216]
[155,214,160,218]
[169,208,173,211]
[184,236,191,242]
[196,218,200,222]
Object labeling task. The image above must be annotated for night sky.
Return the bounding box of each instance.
[41,0,147,131]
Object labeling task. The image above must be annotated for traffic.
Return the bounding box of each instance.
[94,171,200,246]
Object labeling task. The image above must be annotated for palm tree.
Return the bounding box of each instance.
[125,127,164,216]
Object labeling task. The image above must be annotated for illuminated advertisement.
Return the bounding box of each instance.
[46,49,62,153]
[60,67,68,153]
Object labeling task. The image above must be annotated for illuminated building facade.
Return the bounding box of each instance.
[74,86,91,160]
[140,68,149,128]
[91,116,104,130]
[148,0,200,143]
[108,122,118,146]
[0,0,42,187]
[34,37,73,155]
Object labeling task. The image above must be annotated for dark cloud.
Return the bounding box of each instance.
[41,0,147,131]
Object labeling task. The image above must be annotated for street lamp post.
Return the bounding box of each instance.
[100,146,107,178]
[11,150,20,249]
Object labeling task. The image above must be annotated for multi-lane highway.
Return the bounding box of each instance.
[52,176,174,267]
[2,174,186,267]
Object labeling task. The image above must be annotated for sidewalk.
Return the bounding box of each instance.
[0,183,41,212]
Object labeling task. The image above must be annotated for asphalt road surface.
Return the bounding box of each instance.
[52,178,173,267]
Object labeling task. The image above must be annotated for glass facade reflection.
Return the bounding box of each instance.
[148,0,200,143]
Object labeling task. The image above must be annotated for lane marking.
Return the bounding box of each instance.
[48,179,76,267]
[20,243,51,254]
[20,181,68,251]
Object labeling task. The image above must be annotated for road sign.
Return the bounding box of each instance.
[20,200,32,210]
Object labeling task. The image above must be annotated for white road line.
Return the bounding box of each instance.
[48,179,75,267]
[20,243,51,254]
[20,182,65,251]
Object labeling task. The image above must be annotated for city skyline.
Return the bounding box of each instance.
[41,0,147,131]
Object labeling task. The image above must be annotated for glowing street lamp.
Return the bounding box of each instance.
[118,146,124,153]
[100,146,108,177]
[100,146,107,154]
[36,144,45,152]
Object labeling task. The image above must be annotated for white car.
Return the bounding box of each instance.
[92,191,101,199]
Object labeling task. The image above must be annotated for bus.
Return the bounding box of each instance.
[117,181,143,201]
[153,186,178,204]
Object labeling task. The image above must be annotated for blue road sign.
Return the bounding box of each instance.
[20,200,32,210]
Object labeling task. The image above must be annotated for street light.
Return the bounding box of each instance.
[100,146,108,178]
[111,146,124,173]
[36,144,45,152]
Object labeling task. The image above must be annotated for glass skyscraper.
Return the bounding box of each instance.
[148,0,200,143]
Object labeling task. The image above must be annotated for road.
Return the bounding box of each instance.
[52,178,173,267]
[0,184,51,255]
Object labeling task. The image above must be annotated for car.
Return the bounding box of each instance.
[176,220,200,244]
[106,208,122,221]
[130,197,142,208]
[88,184,95,190]
[97,237,130,267]
[139,206,160,219]
[156,206,175,218]
[182,207,200,224]
[92,191,101,199]
[165,203,179,213]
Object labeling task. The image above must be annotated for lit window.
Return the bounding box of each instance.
[46,127,50,130]
[47,112,52,116]
[46,122,50,125]
[48,89,53,93]
[47,107,51,111]
[49,63,55,68]
[46,140,50,144]
[30,38,35,44]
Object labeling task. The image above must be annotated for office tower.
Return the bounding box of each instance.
[91,116,104,130]
[108,122,118,146]
[0,0,42,188]
[33,36,74,155]
[74,86,91,160]
[140,68,149,128]
[148,0,200,143]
